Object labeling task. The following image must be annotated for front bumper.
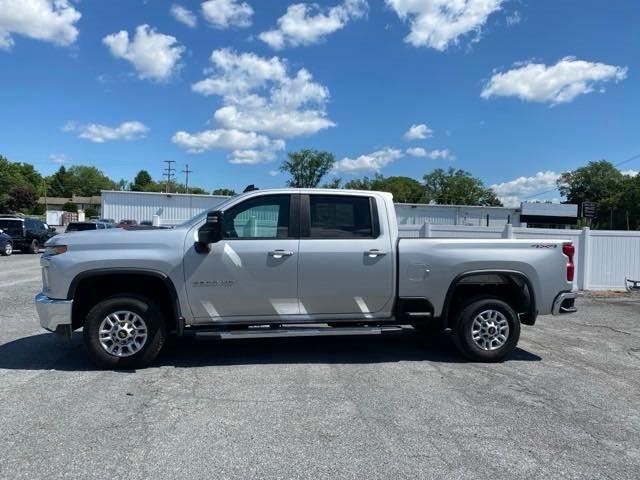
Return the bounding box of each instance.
[552,292,578,315]
[35,293,73,333]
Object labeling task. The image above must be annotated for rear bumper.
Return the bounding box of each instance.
[35,293,73,332]
[552,292,578,315]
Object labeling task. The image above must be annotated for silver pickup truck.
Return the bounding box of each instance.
[35,188,577,368]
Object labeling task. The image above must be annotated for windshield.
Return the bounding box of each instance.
[0,219,23,237]
[66,223,97,232]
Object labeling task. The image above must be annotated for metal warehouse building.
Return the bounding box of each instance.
[395,203,520,227]
[101,190,523,227]
[101,191,229,225]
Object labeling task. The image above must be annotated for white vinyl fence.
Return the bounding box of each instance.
[398,224,640,291]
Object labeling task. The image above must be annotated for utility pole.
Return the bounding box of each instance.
[182,163,193,194]
[163,160,176,193]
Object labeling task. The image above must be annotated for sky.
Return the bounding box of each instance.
[0,0,638,206]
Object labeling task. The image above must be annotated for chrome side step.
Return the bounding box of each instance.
[194,325,403,340]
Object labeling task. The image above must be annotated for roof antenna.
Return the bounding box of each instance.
[243,184,259,193]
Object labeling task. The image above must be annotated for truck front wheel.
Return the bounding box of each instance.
[452,297,520,362]
[83,295,166,369]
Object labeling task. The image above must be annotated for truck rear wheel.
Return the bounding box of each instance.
[83,295,166,369]
[1,242,12,256]
[452,297,520,362]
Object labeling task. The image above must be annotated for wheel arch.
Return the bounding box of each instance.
[440,269,537,328]
[68,269,182,332]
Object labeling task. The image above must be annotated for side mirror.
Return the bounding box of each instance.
[196,211,224,249]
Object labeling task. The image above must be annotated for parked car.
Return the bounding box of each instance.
[0,216,56,253]
[35,188,577,369]
[116,219,138,229]
[140,220,153,226]
[0,230,12,256]
[66,222,110,232]
[98,218,116,225]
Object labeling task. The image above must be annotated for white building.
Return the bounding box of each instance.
[101,191,229,225]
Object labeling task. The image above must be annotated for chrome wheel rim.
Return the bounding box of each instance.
[98,311,148,357]
[4,243,11,255]
[471,309,509,351]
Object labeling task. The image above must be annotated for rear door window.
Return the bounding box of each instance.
[308,195,374,239]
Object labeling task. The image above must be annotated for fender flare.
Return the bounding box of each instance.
[67,268,182,320]
[440,269,537,327]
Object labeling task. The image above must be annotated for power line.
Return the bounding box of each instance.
[163,160,176,193]
[182,163,193,194]
[521,152,640,201]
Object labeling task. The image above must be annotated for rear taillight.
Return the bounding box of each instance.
[563,243,575,282]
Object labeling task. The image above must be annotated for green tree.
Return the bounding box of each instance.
[280,149,335,188]
[6,186,36,213]
[423,168,502,206]
[212,188,236,196]
[556,160,627,228]
[343,177,373,190]
[47,165,115,197]
[344,174,423,203]
[62,202,78,212]
[66,166,116,196]
[131,170,153,191]
[0,155,44,196]
[321,178,342,188]
[85,206,99,218]
[47,166,72,197]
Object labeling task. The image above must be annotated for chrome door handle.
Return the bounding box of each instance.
[367,249,387,257]
[269,249,294,258]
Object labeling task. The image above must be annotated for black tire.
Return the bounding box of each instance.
[1,242,12,256]
[28,239,40,254]
[451,297,520,362]
[83,295,166,369]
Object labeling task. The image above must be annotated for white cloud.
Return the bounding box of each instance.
[49,153,69,164]
[334,148,403,173]
[622,169,638,177]
[103,25,185,82]
[260,0,368,50]
[385,0,503,50]
[505,11,521,26]
[404,123,433,140]
[490,171,560,207]
[201,0,253,29]
[0,0,81,51]
[269,170,280,177]
[179,49,335,164]
[64,121,149,143]
[171,129,285,164]
[171,4,197,28]
[406,147,453,160]
[481,57,628,104]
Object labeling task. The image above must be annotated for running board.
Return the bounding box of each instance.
[194,325,403,340]
[405,312,432,318]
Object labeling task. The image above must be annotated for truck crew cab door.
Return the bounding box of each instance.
[297,194,394,317]
[184,194,300,321]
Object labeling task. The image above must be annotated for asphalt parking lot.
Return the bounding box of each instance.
[1,254,639,479]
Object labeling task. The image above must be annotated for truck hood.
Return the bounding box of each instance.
[45,226,188,251]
